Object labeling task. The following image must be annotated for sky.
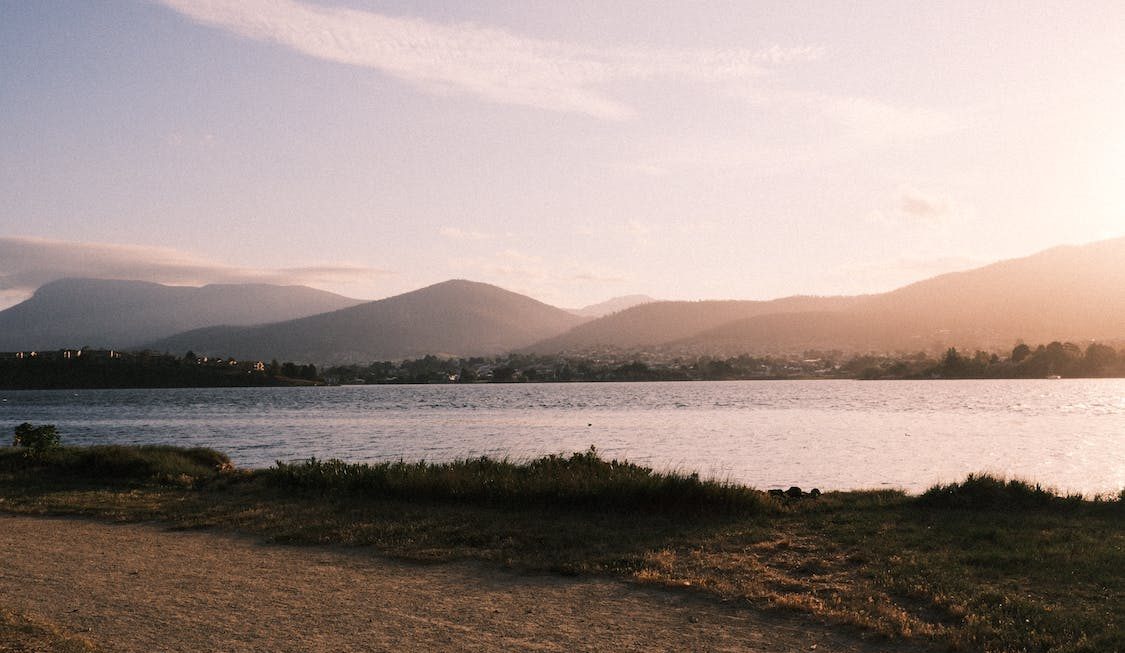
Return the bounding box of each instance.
[2,1,1124,310]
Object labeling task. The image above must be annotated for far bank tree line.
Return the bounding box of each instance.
[0,349,318,389]
[908,341,1123,380]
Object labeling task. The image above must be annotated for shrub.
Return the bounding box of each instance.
[12,423,60,455]
[917,473,1085,511]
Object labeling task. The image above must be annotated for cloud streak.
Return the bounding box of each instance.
[156,0,819,119]
[898,188,952,222]
[0,237,390,306]
[865,187,970,227]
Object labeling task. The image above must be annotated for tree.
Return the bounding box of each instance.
[1083,343,1117,374]
[13,422,60,457]
[1011,343,1032,363]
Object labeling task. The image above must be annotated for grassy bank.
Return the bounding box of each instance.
[0,445,1121,653]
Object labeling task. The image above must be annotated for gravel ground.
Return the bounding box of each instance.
[0,514,907,652]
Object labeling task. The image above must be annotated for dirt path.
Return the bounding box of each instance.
[0,514,902,652]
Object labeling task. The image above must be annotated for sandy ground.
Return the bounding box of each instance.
[0,514,907,653]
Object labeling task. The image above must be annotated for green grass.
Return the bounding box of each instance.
[0,445,1121,653]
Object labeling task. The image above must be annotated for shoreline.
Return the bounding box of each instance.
[1,445,1121,652]
[4,374,1125,391]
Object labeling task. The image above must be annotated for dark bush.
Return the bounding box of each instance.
[12,423,60,455]
[917,474,1086,511]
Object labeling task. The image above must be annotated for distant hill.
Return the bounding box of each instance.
[0,278,362,351]
[11,238,1123,362]
[566,295,658,318]
[149,279,589,364]
[850,238,1125,348]
[527,295,864,353]
[530,238,1125,355]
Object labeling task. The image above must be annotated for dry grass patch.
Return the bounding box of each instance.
[0,609,101,653]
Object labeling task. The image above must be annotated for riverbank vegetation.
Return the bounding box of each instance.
[1,441,1120,652]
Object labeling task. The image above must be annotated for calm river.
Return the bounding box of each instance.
[1,380,1122,494]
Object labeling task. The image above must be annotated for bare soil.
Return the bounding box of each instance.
[0,514,907,652]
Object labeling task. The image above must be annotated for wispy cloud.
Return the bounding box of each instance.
[821,96,962,145]
[438,226,502,241]
[156,0,818,119]
[0,236,391,306]
[865,187,970,226]
[898,188,952,222]
[575,219,652,239]
[569,271,627,283]
[617,93,965,178]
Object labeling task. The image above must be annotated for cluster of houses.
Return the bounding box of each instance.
[189,355,267,372]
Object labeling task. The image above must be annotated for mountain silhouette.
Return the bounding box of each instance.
[149,279,588,363]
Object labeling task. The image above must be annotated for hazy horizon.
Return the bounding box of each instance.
[3,1,1124,310]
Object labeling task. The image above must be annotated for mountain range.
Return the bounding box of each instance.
[2,238,1123,363]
